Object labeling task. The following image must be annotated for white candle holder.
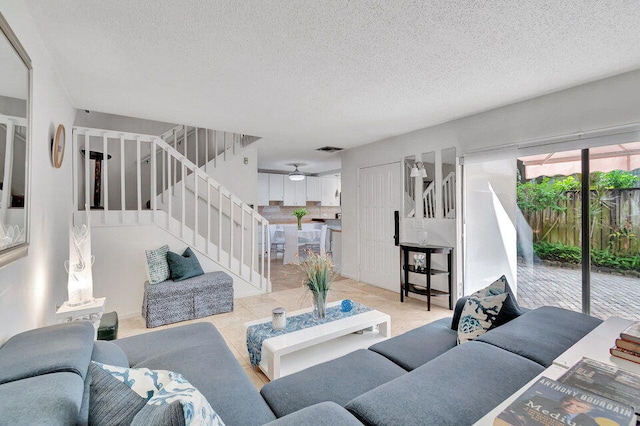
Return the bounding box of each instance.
[272,307,286,330]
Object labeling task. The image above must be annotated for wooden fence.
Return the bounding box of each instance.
[522,189,640,254]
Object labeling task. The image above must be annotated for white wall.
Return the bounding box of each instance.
[205,147,258,207]
[74,110,175,136]
[91,224,263,318]
[342,69,640,297]
[0,2,77,342]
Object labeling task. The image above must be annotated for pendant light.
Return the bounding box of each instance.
[289,164,305,181]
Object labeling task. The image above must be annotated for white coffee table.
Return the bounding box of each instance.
[244,301,391,380]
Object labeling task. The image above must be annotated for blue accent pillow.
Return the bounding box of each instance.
[166,247,204,282]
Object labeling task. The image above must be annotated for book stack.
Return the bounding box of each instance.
[611,321,640,364]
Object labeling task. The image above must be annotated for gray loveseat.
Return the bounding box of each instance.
[0,299,601,425]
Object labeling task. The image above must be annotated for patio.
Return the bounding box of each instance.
[517,263,640,320]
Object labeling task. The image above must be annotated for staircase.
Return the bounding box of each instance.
[406,164,456,219]
[441,172,455,219]
[0,113,27,229]
[154,125,260,173]
[72,125,270,294]
[422,171,455,219]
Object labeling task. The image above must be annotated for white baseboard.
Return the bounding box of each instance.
[339,272,358,280]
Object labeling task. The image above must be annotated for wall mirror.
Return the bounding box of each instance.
[403,155,416,217]
[441,147,456,219]
[0,13,31,265]
[421,151,436,218]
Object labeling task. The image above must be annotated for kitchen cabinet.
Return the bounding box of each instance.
[258,173,269,206]
[321,176,341,206]
[268,174,284,201]
[306,176,321,202]
[283,178,307,206]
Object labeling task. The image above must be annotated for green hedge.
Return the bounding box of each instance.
[532,242,640,272]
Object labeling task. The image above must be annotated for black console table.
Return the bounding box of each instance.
[399,242,453,311]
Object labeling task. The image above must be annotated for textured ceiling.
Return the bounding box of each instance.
[23,0,640,173]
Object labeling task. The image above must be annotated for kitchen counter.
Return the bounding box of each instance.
[311,218,341,228]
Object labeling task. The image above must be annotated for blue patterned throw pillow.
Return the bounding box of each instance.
[472,275,508,297]
[145,245,171,284]
[91,361,225,426]
[473,275,523,328]
[457,276,510,344]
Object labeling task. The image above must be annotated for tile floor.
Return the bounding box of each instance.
[119,260,452,390]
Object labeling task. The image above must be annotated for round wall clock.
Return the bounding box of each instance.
[52,124,65,168]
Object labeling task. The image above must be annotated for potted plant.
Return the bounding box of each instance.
[299,251,334,319]
[292,208,309,230]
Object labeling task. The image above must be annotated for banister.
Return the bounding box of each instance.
[73,125,270,292]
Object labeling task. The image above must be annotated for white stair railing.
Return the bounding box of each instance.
[152,125,258,174]
[421,173,455,219]
[0,113,27,225]
[423,181,436,218]
[442,172,455,219]
[72,126,270,291]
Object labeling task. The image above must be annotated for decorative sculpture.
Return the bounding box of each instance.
[0,220,25,248]
[64,205,95,306]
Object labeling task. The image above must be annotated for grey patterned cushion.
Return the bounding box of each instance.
[145,245,170,284]
[88,363,147,426]
[89,363,186,426]
[457,277,510,344]
[131,401,185,425]
[90,361,225,425]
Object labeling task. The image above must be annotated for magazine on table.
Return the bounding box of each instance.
[558,357,640,415]
[493,377,635,426]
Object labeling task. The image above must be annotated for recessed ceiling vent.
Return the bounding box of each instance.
[316,146,344,153]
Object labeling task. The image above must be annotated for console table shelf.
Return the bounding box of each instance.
[403,265,450,276]
[399,243,453,311]
[407,284,449,297]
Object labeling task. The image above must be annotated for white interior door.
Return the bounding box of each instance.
[358,162,401,291]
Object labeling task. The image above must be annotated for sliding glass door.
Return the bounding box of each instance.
[516,144,640,319]
[516,149,584,314]
[588,143,640,320]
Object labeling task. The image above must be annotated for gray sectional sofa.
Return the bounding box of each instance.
[0,298,602,426]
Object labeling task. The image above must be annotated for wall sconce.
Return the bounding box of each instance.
[410,162,428,178]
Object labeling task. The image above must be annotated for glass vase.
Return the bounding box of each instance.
[297,217,302,230]
[312,290,328,319]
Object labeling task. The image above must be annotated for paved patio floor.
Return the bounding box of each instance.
[517,263,640,320]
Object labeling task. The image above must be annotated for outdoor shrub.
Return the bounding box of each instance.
[533,242,581,264]
[532,242,640,272]
[591,248,640,271]
[591,170,639,189]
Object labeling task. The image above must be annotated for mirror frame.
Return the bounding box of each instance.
[0,12,32,268]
